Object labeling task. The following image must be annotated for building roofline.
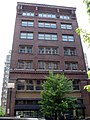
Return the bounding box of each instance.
[17,2,76,11]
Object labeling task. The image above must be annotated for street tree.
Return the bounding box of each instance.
[0,106,5,117]
[40,72,76,120]
[76,0,90,46]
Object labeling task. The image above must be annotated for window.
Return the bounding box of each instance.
[19,46,32,53]
[60,15,70,20]
[65,62,78,70]
[62,35,74,42]
[20,32,33,39]
[26,80,34,90]
[38,13,56,18]
[22,12,34,17]
[36,80,42,90]
[61,23,72,29]
[39,47,58,54]
[16,80,34,91]
[38,61,58,70]
[18,61,32,69]
[64,47,76,56]
[38,33,57,40]
[38,22,56,28]
[73,79,80,90]
[22,20,34,27]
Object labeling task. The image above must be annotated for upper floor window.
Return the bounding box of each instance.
[38,13,56,18]
[73,79,80,90]
[22,12,34,17]
[61,23,72,29]
[39,47,58,55]
[38,61,58,70]
[38,21,56,28]
[18,61,32,69]
[60,15,70,20]
[21,20,34,27]
[19,46,32,54]
[65,62,78,70]
[64,47,76,56]
[36,80,42,90]
[20,32,33,39]
[16,80,34,91]
[38,33,57,40]
[62,35,74,42]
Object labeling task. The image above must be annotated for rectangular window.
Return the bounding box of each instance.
[22,12,34,17]
[16,80,34,91]
[73,80,80,90]
[38,33,57,40]
[65,62,78,70]
[61,23,72,29]
[20,32,33,39]
[39,47,58,55]
[38,61,58,70]
[62,35,74,42]
[22,20,34,27]
[60,15,70,20]
[36,80,42,90]
[38,22,56,28]
[19,46,32,53]
[64,47,76,56]
[18,61,32,69]
[38,13,56,18]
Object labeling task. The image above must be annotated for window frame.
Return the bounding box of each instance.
[38,33,57,40]
[38,21,56,28]
[22,12,34,17]
[62,35,74,42]
[21,20,34,27]
[61,23,72,30]
[38,13,56,18]
[20,32,33,40]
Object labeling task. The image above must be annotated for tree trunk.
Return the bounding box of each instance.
[55,112,57,120]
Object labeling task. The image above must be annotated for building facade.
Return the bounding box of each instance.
[1,52,11,113]
[6,2,90,119]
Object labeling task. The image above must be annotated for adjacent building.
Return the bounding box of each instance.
[1,52,11,113]
[6,2,90,119]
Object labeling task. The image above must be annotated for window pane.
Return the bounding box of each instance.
[51,23,56,28]
[26,85,34,90]
[22,12,34,17]
[38,23,44,27]
[22,12,26,16]
[45,34,50,40]
[38,62,45,69]
[17,84,25,90]
[48,14,52,18]
[39,13,43,17]
[52,14,56,18]
[68,36,74,41]
[38,34,44,39]
[36,86,42,90]
[52,34,57,40]
[20,33,27,39]
[25,62,32,69]
[28,21,34,26]
[27,47,32,53]
[45,23,50,28]
[27,33,33,39]
[18,62,24,69]
[22,21,27,26]
[60,15,70,20]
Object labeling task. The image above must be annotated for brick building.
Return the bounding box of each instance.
[6,2,90,119]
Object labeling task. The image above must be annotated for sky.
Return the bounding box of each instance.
[0,0,90,104]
